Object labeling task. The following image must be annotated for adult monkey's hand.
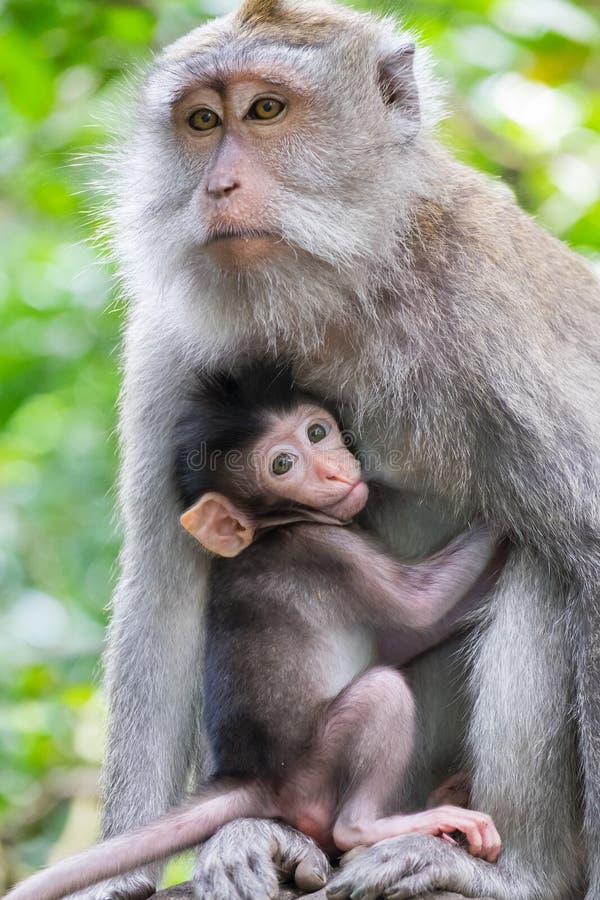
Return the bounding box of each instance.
[318,835,505,900]
[194,819,330,899]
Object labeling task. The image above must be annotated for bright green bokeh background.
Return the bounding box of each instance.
[1,0,599,889]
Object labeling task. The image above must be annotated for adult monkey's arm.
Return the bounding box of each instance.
[98,308,207,898]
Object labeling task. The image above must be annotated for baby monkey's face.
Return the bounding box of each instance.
[254,403,369,521]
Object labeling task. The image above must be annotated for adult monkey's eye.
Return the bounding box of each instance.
[307,423,327,443]
[247,98,285,120]
[188,108,221,131]
[272,453,294,475]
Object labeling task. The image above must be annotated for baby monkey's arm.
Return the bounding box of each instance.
[298,523,502,640]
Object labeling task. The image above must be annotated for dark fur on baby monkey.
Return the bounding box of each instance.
[5,361,503,900]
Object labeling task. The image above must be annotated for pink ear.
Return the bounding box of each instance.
[180,492,255,557]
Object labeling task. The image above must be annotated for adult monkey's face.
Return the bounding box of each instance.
[114,0,426,295]
[172,71,311,273]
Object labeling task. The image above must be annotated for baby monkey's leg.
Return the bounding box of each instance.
[301,667,500,863]
[282,667,413,848]
[324,666,417,852]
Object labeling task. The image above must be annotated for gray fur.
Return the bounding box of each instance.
[82,1,600,898]
[193,818,330,900]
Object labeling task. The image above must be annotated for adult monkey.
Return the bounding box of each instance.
[88,0,599,898]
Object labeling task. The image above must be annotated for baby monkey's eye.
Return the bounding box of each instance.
[307,423,328,443]
[246,98,285,121]
[188,108,221,131]
[272,452,295,475]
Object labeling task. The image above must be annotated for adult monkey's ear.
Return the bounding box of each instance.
[378,42,420,133]
[238,0,281,25]
[180,492,255,557]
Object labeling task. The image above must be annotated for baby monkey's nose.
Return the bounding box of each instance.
[317,452,359,485]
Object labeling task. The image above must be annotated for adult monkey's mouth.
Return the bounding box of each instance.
[205,226,282,244]
[204,227,288,272]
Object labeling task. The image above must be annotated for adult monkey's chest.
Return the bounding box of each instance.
[293,349,467,561]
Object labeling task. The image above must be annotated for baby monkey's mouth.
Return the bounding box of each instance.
[325,481,369,522]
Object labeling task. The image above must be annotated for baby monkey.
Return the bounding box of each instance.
[6,362,501,900]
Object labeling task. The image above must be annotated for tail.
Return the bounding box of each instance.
[4,781,264,900]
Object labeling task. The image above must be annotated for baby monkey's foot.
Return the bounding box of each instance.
[333,806,500,863]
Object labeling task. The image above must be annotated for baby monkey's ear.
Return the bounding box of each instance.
[180,492,255,557]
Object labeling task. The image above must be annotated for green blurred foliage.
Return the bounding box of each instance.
[0,0,598,888]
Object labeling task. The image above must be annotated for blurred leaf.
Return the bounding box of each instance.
[0,31,55,118]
